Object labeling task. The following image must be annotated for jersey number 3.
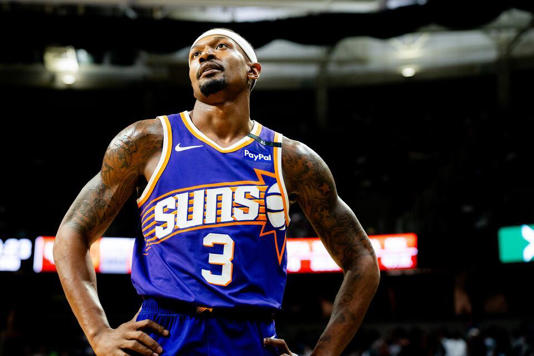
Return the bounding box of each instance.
[201,233,234,286]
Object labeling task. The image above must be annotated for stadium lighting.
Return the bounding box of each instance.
[44,46,79,72]
[386,0,427,9]
[401,65,416,77]
[44,46,79,86]
[59,73,76,85]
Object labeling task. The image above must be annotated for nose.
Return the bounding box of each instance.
[199,47,216,63]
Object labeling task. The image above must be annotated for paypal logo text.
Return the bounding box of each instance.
[244,150,272,162]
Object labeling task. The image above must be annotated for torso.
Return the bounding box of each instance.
[139,114,298,199]
[131,111,291,309]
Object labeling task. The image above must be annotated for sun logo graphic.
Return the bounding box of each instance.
[139,169,290,265]
[265,183,286,230]
[140,169,289,248]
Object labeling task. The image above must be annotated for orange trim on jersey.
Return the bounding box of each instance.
[142,220,157,232]
[140,206,156,223]
[143,218,286,265]
[258,215,286,265]
[179,112,262,153]
[144,219,283,266]
[197,306,214,313]
[142,202,263,232]
[145,227,157,238]
[144,220,267,249]
[273,232,287,266]
[142,212,156,227]
[138,145,288,265]
[137,116,173,207]
[143,209,267,238]
[139,168,276,218]
[273,133,290,225]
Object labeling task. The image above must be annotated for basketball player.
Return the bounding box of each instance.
[54,29,380,356]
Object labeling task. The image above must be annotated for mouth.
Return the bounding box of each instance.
[198,62,224,79]
[201,68,222,78]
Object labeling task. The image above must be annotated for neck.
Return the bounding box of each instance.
[190,91,253,147]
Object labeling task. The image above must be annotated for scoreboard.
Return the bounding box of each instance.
[287,234,417,272]
[2,233,418,274]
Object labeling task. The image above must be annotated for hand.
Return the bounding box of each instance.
[92,315,169,356]
[264,337,298,356]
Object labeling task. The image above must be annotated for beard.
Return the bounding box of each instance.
[199,77,227,97]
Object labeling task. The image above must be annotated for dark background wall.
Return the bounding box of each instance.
[1,69,534,354]
[1,2,534,353]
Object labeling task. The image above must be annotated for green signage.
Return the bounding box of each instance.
[498,225,534,263]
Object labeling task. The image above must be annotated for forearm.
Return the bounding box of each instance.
[54,224,111,347]
[281,138,381,355]
[312,255,380,356]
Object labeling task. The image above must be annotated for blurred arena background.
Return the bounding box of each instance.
[1,0,534,355]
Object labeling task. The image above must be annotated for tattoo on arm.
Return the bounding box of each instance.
[282,137,379,355]
[62,119,162,241]
[282,137,375,270]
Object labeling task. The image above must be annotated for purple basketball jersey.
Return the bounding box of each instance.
[132,111,290,309]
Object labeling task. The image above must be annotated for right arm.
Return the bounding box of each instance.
[53,119,168,356]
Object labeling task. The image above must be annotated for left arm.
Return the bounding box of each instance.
[282,137,380,356]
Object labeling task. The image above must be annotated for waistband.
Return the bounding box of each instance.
[140,297,277,321]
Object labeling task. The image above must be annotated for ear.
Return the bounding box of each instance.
[248,62,261,81]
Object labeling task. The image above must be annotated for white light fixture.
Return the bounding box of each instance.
[44,46,80,86]
[44,46,79,72]
[391,33,429,60]
[60,73,77,85]
[401,66,416,77]
[386,0,427,10]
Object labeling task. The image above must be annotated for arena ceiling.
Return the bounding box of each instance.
[0,0,533,89]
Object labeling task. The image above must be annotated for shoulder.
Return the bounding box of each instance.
[102,118,163,177]
[109,118,163,148]
[281,136,317,177]
[281,136,336,199]
[108,118,162,153]
[281,136,331,177]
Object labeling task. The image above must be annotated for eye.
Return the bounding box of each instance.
[216,43,229,49]
[191,51,201,59]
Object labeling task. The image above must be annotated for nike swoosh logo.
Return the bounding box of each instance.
[175,143,203,152]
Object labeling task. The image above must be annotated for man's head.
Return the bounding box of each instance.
[188,28,261,103]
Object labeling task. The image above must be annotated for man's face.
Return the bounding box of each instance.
[188,35,254,102]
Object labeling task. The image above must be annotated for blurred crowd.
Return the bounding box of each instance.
[289,322,534,356]
[1,50,534,356]
[2,314,534,356]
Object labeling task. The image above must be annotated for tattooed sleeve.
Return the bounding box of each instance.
[282,137,376,269]
[282,136,380,356]
[61,119,163,243]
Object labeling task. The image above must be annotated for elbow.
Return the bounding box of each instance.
[53,224,89,270]
[372,258,381,292]
[346,253,381,293]
[53,227,67,268]
[364,254,381,293]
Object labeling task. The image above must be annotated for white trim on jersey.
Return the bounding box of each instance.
[274,133,291,226]
[183,111,259,152]
[137,116,169,205]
